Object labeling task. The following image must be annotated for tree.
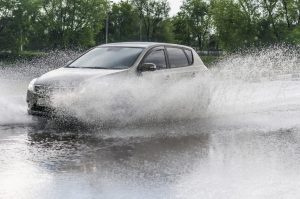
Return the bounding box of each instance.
[276,0,300,28]
[153,19,174,42]
[0,0,41,52]
[260,0,281,40]
[211,0,259,51]
[173,0,211,50]
[280,0,292,27]
[38,0,108,48]
[131,0,170,41]
[2,0,300,54]
[172,12,192,46]
[0,0,16,51]
[295,0,300,24]
[286,25,300,43]
[109,1,140,42]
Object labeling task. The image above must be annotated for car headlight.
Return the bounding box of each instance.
[28,78,37,92]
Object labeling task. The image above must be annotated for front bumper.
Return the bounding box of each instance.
[26,90,54,117]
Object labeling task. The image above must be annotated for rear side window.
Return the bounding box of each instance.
[167,47,189,68]
[143,49,167,69]
[184,49,194,64]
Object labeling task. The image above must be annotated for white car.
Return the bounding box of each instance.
[27,42,210,117]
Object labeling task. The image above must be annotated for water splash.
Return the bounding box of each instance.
[0,50,82,81]
[49,46,300,128]
[51,75,211,126]
[205,46,300,130]
[0,46,300,128]
[211,46,300,81]
[0,50,82,125]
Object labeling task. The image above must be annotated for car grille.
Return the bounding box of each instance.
[34,85,76,96]
[34,85,52,96]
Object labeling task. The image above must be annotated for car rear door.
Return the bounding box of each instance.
[165,46,200,81]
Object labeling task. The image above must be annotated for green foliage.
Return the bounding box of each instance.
[201,55,221,67]
[107,0,174,43]
[210,0,300,51]
[210,0,258,51]
[172,12,192,46]
[0,50,45,62]
[1,0,300,54]
[286,26,300,43]
[0,18,18,52]
[38,0,108,48]
[109,1,140,42]
[0,0,108,51]
[0,0,42,52]
[183,0,210,49]
[153,19,174,42]
[172,0,210,50]
[131,0,170,41]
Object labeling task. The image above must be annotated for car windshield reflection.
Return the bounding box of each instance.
[68,47,144,69]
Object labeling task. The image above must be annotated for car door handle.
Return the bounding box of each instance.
[165,75,170,80]
[191,72,196,77]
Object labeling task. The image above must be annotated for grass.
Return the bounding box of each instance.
[200,55,222,67]
[0,51,46,63]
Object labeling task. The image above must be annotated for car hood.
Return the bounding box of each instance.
[35,67,127,87]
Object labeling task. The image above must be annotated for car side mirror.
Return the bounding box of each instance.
[139,63,157,72]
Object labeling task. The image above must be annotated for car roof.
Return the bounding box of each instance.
[99,42,193,49]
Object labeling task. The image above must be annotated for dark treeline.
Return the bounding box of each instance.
[1,0,300,54]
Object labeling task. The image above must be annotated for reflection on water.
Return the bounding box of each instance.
[1,121,300,198]
[26,121,211,175]
[0,122,212,198]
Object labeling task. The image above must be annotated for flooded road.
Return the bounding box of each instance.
[1,116,300,199]
[1,49,300,198]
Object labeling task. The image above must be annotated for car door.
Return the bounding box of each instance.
[139,46,170,83]
[165,46,200,81]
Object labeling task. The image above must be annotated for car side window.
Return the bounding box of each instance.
[167,47,189,68]
[184,49,194,65]
[143,49,167,70]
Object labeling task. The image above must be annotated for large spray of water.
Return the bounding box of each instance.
[51,74,211,126]
[0,50,81,125]
[209,47,300,116]
[0,46,299,128]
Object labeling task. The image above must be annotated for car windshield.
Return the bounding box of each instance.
[68,47,144,69]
